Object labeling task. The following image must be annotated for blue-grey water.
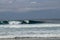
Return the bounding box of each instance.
[0,20,60,37]
[0,26,60,37]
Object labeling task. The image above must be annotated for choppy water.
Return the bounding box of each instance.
[0,24,60,38]
[0,21,60,37]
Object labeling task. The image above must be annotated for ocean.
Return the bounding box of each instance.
[0,24,60,38]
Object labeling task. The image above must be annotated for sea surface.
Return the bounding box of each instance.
[0,22,60,38]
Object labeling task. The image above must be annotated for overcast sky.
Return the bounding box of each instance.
[0,0,60,20]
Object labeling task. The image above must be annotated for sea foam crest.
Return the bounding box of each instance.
[0,24,60,28]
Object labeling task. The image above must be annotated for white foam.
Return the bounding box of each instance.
[0,34,60,38]
[17,34,60,37]
[0,35,15,38]
[0,23,60,28]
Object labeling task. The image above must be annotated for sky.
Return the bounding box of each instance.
[0,0,60,20]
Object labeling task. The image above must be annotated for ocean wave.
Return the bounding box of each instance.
[0,29,60,38]
[0,23,60,28]
[0,22,60,38]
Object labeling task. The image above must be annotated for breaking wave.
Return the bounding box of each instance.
[0,23,60,28]
[0,20,60,38]
[0,27,60,38]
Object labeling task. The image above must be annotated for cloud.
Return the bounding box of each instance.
[31,2,37,4]
[30,2,41,5]
[0,0,60,12]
